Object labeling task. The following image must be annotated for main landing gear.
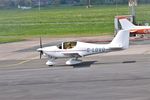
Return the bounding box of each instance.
[66,58,82,65]
[46,57,82,66]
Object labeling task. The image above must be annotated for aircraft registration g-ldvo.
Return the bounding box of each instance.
[37,30,129,66]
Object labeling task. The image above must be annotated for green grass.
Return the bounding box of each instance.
[0,4,150,43]
[0,37,25,44]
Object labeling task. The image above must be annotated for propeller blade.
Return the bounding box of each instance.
[40,37,43,48]
[40,51,43,59]
[39,37,43,59]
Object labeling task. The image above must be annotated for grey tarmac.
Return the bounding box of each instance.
[0,38,150,100]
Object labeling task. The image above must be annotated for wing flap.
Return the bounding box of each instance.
[62,52,82,58]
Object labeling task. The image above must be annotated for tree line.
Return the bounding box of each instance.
[0,0,150,8]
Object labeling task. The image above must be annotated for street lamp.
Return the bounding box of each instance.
[128,0,137,24]
[39,0,41,11]
[87,0,91,8]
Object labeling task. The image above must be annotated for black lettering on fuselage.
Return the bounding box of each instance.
[87,48,105,53]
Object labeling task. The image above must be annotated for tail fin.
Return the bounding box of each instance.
[119,19,135,30]
[109,30,129,49]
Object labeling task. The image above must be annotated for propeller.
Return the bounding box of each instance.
[38,37,43,59]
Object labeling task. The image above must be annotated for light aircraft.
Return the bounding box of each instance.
[119,18,150,34]
[18,5,32,10]
[37,30,129,66]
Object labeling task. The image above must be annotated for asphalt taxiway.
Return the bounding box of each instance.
[0,37,150,100]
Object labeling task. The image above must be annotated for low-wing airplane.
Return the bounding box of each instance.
[37,30,129,66]
[119,18,150,34]
[18,5,32,10]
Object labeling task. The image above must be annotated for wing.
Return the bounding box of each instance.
[130,29,137,33]
[62,52,82,58]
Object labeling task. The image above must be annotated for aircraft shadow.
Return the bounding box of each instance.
[72,60,136,68]
[94,60,136,65]
[48,60,136,68]
[72,61,97,68]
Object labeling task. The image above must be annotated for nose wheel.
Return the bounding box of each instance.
[46,60,55,66]
[46,56,56,66]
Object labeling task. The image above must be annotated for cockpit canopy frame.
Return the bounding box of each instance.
[57,41,77,49]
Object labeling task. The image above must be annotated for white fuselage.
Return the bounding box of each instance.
[42,42,113,58]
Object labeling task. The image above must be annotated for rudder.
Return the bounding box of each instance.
[109,30,129,49]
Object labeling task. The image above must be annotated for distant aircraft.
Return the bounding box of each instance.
[18,5,32,10]
[37,30,129,66]
[119,18,150,34]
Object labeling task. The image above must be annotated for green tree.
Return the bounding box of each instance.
[19,0,32,6]
[51,0,61,5]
